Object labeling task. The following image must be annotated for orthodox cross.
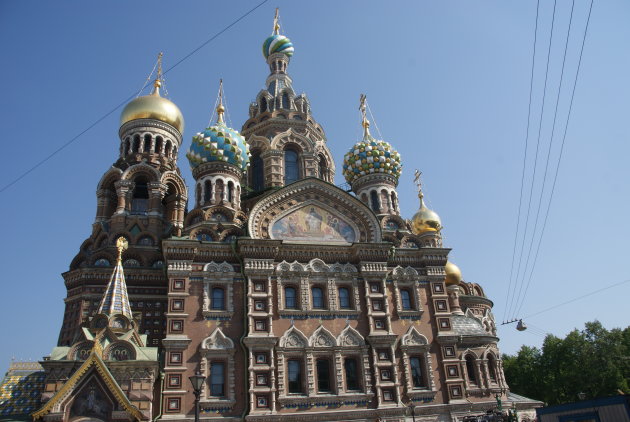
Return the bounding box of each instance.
[414,169,424,199]
[273,8,280,34]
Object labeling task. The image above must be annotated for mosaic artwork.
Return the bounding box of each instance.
[271,205,356,242]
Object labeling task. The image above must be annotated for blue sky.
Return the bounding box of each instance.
[0,1,628,374]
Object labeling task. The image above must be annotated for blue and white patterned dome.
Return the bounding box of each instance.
[262,34,294,59]
[186,122,250,171]
[342,135,402,184]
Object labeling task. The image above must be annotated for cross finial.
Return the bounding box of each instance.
[414,169,424,200]
[116,237,129,264]
[216,79,225,124]
[273,8,280,35]
[152,52,164,95]
[359,93,371,139]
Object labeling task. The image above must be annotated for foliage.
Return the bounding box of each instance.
[502,321,630,406]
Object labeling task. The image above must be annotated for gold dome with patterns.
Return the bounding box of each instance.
[410,170,442,234]
[120,80,184,133]
[444,261,463,286]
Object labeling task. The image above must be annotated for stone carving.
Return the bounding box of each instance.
[280,326,308,348]
[337,325,365,347]
[402,326,428,346]
[202,328,234,350]
[309,326,336,347]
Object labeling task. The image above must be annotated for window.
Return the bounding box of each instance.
[316,359,331,392]
[344,358,359,391]
[251,153,264,191]
[410,357,425,388]
[488,355,497,382]
[282,92,290,109]
[338,287,350,309]
[465,355,477,385]
[370,190,379,212]
[211,287,225,310]
[284,149,299,184]
[131,177,149,215]
[401,289,412,310]
[311,287,324,309]
[210,362,225,396]
[285,286,297,309]
[288,360,302,394]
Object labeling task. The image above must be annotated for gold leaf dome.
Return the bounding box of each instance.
[120,81,184,133]
[444,261,462,286]
[411,202,442,234]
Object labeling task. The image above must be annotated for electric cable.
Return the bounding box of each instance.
[503,0,541,324]
[512,0,575,318]
[0,0,269,195]
[514,0,594,317]
[509,0,558,320]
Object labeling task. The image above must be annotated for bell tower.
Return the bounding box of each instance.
[59,54,188,348]
[241,9,335,193]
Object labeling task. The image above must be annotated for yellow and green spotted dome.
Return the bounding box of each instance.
[342,136,402,184]
[186,123,250,171]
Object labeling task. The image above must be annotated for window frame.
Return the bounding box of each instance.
[287,359,303,394]
[209,361,226,397]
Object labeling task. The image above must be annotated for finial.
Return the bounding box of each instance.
[152,52,164,96]
[273,7,280,35]
[115,236,129,264]
[414,169,424,203]
[216,79,225,124]
[359,94,371,139]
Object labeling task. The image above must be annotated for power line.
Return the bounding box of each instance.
[0,0,269,195]
[503,0,541,324]
[515,0,594,317]
[508,0,558,320]
[513,0,576,318]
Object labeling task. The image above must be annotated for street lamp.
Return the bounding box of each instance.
[189,370,206,422]
[408,401,416,422]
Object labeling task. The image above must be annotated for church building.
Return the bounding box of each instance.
[0,10,540,422]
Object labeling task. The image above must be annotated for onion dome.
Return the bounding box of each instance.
[186,81,250,171]
[120,80,184,133]
[262,8,294,59]
[444,261,463,286]
[342,95,402,184]
[411,170,442,234]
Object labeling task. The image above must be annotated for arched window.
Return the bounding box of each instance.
[370,190,380,213]
[338,287,350,309]
[132,135,140,153]
[143,134,151,153]
[316,359,331,392]
[196,184,201,206]
[251,152,264,191]
[131,177,149,215]
[318,154,327,181]
[227,181,234,204]
[285,286,297,309]
[123,137,130,155]
[165,141,172,157]
[400,289,412,310]
[465,355,477,385]
[211,287,225,310]
[155,136,163,154]
[260,97,267,113]
[172,145,177,158]
[204,180,212,204]
[390,192,398,213]
[284,148,299,184]
[311,286,324,309]
[487,355,497,382]
[215,179,225,204]
[94,258,110,267]
[288,359,302,394]
[282,92,290,109]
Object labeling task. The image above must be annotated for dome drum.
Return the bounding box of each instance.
[350,172,398,192]
[192,160,245,181]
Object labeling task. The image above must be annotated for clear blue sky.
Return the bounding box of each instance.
[1,1,628,375]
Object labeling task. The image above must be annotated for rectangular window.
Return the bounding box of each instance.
[288,359,302,394]
[344,358,359,391]
[410,357,425,388]
[210,362,225,396]
[284,286,297,309]
[316,359,331,392]
[400,289,412,310]
[338,287,351,309]
[311,286,325,309]
[211,287,225,310]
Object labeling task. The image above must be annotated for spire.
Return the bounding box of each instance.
[216,79,225,124]
[97,237,133,319]
[273,7,280,35]
[151,52,164,96]
[359,94,371,139]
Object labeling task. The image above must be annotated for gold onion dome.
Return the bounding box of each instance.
[444,261,463,286]
[411,170,441,234]
[120,79,184,133]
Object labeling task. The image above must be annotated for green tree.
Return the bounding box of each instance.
[502,321,630,405]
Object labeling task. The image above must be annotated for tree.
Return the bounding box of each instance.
[502,321,630,405]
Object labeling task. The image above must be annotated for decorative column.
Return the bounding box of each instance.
[114,180,133,215]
